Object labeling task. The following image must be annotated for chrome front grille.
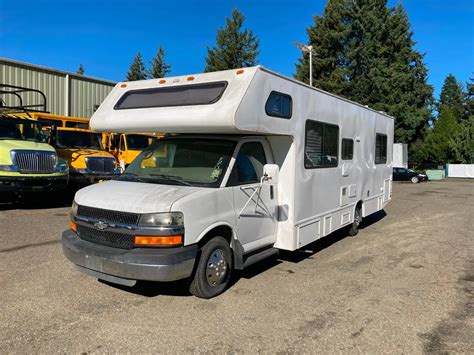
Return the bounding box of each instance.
[77,205,140,226]
[12,150,57,174]
[85,157,116,173]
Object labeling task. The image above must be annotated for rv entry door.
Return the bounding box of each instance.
[228,141,278,250]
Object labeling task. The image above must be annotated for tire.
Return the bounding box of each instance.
[348,206,362,237]
[411,176,419,184]
[189,236,233,299]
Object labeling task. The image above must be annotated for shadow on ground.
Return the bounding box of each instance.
[98,210,387,298]
[0,188,77,211]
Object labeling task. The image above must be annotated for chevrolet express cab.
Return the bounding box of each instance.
[63,67,394,298]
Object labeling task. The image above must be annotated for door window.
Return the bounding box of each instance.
[228,142,267,186]
[120,135,126,151]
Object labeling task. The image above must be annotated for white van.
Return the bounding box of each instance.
[62,67,394,298]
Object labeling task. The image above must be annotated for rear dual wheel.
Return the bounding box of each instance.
[348,206,362,236]
[189,236,232,299]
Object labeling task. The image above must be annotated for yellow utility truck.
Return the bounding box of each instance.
[26,113,121,184]
[0,115,69,192]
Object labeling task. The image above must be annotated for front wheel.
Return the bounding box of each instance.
[411,176,419,184]
[189,236,233,299]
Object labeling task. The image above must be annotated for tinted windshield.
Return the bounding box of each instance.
[57,131,102,149]
[126,134,154,150]
[0,121,46,142]
[120,138,236,187]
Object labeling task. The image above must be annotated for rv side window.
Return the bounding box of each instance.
[375,134,387,164]
[114,81,228,110]
[265,91,292,119]
[228,142,267,186]
[304,120,339,169]
[341,138,354,160]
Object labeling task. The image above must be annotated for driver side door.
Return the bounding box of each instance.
[228,140,278,252]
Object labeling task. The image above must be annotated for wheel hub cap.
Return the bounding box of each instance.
[206,249,227,287]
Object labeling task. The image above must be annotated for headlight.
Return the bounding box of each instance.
[55,159,69,173]
[0,165,14,172]
[71,201,78,218]
[139,212,184,227]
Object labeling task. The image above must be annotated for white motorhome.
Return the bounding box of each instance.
[62,67,394,298]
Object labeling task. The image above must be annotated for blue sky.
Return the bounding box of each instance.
[1,0,473,98]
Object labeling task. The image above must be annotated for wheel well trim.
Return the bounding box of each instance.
[355,200,364,218]
[196,221,237,245]
[195,222,244,270]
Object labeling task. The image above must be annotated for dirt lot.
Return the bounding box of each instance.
[0,179,472,353]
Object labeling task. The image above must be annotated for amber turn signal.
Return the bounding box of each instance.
[71,221,77,233]
[134,235,183,246]
[236,69,244,75]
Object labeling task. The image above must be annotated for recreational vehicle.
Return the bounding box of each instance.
[62,67,394,298]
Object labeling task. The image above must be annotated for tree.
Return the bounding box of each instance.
[126,53,147,81]
[438,74,465,121]
[204,9,260,72]
[422,107,462,164]
[149,46,171,78]
[77,64,85,75]
[294,1,433,149]
[424,74,474,164]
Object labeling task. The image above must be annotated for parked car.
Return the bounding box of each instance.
[393,167,428,183]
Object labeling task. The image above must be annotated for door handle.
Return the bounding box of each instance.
[270,186,274,200]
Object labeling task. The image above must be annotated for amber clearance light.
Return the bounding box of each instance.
[70,221,77,233]
[134,235,183,247]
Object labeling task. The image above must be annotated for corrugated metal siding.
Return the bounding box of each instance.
[0,60,115,118]
[70,78,113,118]
[1,62,65,114]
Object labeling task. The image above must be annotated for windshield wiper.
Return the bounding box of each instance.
[119,172,146,182]
[146,174,192,186]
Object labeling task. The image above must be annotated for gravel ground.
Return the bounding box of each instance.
[0,179,472,353]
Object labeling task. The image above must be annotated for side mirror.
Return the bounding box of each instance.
[262,164,279,185]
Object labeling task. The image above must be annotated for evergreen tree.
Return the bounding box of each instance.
[126,53,147,81]
[294,0,351,94]
[149,46,171,78]
[423,107,462,164]
[204,9,260,72]
[77,64,85,75]
[295,1,433,149]
[425,75,474,164]
[438,74,465,120]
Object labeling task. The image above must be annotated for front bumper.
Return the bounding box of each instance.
[70,172,121,184]
[62,230,198,284]
[0,175,69,192]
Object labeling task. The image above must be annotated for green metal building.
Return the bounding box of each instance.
[0,58,116,118]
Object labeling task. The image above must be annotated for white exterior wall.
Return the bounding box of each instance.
[393,143,408,168]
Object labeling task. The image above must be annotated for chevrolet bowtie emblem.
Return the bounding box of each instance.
[94,221,108,230]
